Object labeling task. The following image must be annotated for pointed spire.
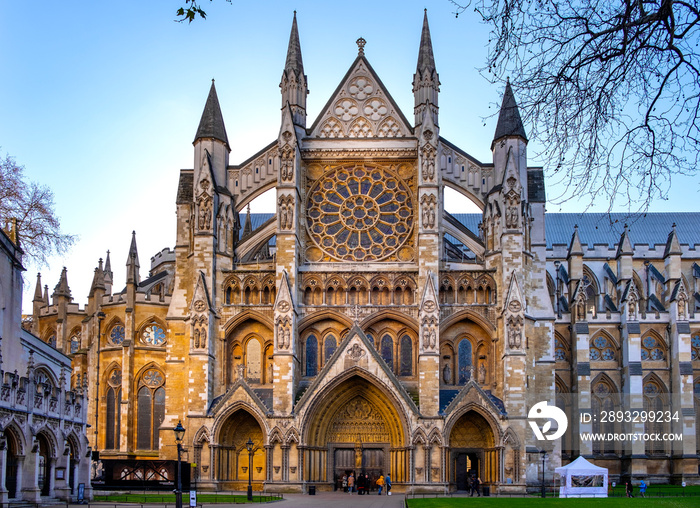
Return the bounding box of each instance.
[53,267,71,299]
[89,259,105,297]
[194,80,230,148]
[284,11,304,77]
[104,250,113,282]
[493,79,527,144]
[416,9,436,78]
[33,273,43,302]
[243,204,252,236]
[616,224,634,257]
[664,223,682,257]
[126,231,140,284]
[43,285,49,305]
[568,225,584,257]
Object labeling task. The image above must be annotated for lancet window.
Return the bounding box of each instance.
[457,338,472,384]
[381,334,394,370]
[305,335,318,376]
[105,368,122,450]
[136,368,165,450]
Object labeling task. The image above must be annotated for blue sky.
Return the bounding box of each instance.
[1,1,696,313]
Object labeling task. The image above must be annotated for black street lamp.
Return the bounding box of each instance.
[174,420,185,508]
[540,450,546,498]
[246,438,254,501]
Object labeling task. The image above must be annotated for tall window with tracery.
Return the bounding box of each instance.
[137,368,165,450]
[324,334,337,365]
[643,379,667,455]
[105,368,122,450]
[69,334,80,354]
[591,380,616,454]
[400,335,412,376]
[458,339,472,384]
[554,337,568,362]
[305,335,318,376]
[109,324,125,346]
[381,334,394,370]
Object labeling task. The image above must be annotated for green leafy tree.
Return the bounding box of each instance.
[453,0,700,211]
[0,151,76,266]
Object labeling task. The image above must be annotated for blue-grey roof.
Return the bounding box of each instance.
[543,212,700,249]
[241,212,700,250]
[239,213,274,241]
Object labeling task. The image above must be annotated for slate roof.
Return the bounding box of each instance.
[240,212,700,250]
[194,81,229,147]
[527,169,545,203]
[176,171,193,204]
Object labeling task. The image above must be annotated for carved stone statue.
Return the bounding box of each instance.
[443,363,451,384]
[478,362,486,384]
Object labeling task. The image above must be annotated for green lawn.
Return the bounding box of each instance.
[407,499,698,508]
[93,493,282,503]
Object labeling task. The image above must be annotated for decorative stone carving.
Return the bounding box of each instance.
[442,363,451,384]
[420,143,436,181]
[478,362,486,384]
[278,195,295,231]
[420,193,437,229]
[347,343,366,362]
[507,315,523,349]
[279,144,294,182]
[421,317,438,349]
[198,197,212,231]
[276,317,292,350]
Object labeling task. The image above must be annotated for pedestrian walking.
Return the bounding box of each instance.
[626,482,634,498]
[386,474,392,495]
[639,480,647,498]
[342,474,348,493]
[348,473,354,494]
[376,474,385,495]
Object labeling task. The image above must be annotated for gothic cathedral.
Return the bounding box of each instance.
[31,12,700,492]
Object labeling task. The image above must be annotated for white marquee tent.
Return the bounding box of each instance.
[555,456,608,498]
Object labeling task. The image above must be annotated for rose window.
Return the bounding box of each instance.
[141,324,166,346]
[110,325,125,346]
[306,164,413,261]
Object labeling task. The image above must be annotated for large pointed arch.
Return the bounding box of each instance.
[300,368,411,448]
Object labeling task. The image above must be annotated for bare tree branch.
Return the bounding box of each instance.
[455,0,700,211]
[0,151,76,266]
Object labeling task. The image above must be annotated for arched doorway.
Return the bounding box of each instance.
[216,409,265,489]
[4,430,19,499]
[449,410,498,490]
[304,375,408,490]
[36,433,52,496]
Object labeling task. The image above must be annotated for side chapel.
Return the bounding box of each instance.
[31,12,700,492]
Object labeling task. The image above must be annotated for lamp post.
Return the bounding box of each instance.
[246,438,254,501]
[174,420,185,508]
[540,450,546,498]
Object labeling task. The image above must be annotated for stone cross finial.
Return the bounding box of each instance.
[356,37,366,56]
[352,305,360,322]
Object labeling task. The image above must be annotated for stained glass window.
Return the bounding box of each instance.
[643,380,666,455]
[458,339,472,384]
[110,325,125,345]
[554,338,567,362]
[400,335,412,376]
[137,369,164,450]
[590,336,615,361]
[306,335,318,376]
[47,334,56,348]
[641,335,665,361]
[70,335,80,354]
[324,334,337,364]
[691,334,700,361]
[141,324,166,346]
[592,381,616,454]
[381,335,394,370]
[306,164,414,261]
[106,368,122,450]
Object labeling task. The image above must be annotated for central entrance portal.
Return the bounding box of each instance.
[304,374,408,488]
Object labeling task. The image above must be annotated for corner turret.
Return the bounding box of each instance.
[193,80,230,189]
[492,80,528,191]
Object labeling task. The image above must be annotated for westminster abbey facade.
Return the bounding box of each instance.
[31,12,700,493]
